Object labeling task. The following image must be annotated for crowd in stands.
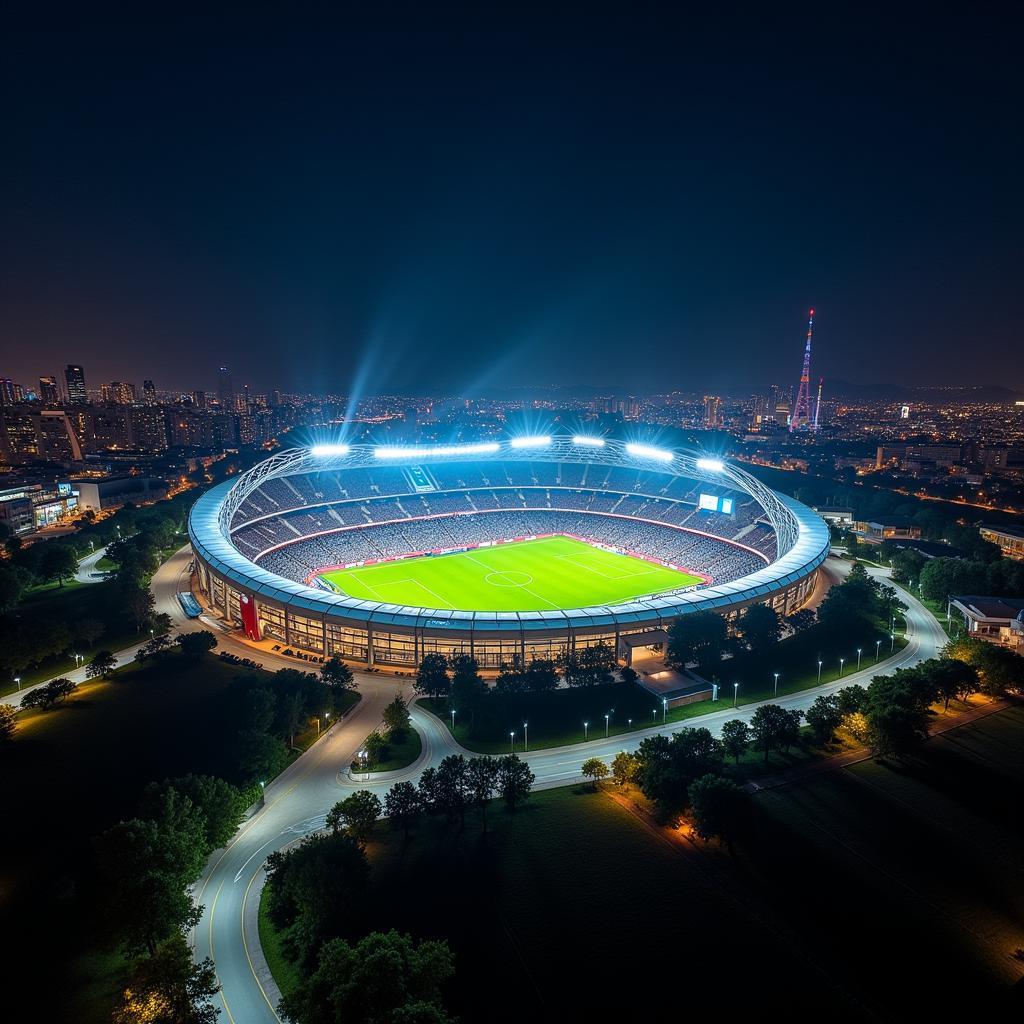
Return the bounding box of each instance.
[227,461,776,594]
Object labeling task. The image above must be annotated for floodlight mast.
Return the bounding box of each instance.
[218,437,801,558]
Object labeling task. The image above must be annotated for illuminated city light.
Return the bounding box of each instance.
[310,443,350,457]
[625,442,673,463]
[696,457,725,472]
[374,442,501,459]
[509,435,552,449]
[572,435,606,447]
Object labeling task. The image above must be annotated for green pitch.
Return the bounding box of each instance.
[316,536,704,612]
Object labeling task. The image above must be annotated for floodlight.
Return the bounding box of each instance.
[696,457,725,472]
[374,442,500,459]
[572,435,605,447]
[625,442,673,463]
[509,435,552,449]
[310,444,350,457]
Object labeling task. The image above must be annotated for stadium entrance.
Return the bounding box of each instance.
[618,629,668,669]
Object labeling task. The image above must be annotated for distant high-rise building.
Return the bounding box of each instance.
[39,376,60,407]
[218,366,233,406]
[191,390,207,409]
[704,395,722,428]
[65,364,87,405]
[143,379,157,403]
[101,381,137,404]
[0,378,18,407]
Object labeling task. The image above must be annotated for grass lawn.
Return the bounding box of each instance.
[264,785,857,1020]
[0,581,151,697]
[260,705,1024,1019]
[258,888,302,999]
[318,535,704,611]
[421,622,909,754]
[0,652,278,1023]
[365,728,422,773]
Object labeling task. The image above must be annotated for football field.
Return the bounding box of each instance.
[316,536,704,611]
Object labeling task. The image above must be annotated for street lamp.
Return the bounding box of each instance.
[604,714,610,738]
[450,708,456,731]
[817,659,823,684]
[662,698,667,725]
[627,718,632,730]
[733,681,739,708]
[523,721,529,751]
[652,708,657,725]
[875,639,882,662]
[839,657,845,678]
[890,632,895,653]
[14,676,21,691]
[359,749,368,780]
[584,721,589,741]
[509,731,515,754]
[857,647,862,670]
[773,672,779,697]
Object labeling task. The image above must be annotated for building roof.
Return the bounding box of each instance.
[951,595,1024,621]
[981,523,1024,541]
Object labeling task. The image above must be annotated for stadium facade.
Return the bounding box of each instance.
[188,437,830,668]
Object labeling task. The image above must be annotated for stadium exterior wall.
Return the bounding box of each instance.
[188,444,831,669]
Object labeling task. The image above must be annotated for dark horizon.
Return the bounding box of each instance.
[3,9,1021,394]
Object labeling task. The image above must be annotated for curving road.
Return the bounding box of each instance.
[151,550,947,1024]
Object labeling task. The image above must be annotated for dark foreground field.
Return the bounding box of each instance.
[269,704,1024,1021]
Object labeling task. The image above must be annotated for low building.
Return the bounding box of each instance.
[949,595,1024,650]
[71,475,167,511]
[854,517,921,542]
[979,524,1024,561]
[813,506,854,526]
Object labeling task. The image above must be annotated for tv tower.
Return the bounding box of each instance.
[789,308,815,432]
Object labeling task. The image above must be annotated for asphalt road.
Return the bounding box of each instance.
[152,551,946,1024]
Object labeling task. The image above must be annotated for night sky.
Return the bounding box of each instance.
[2,9,1021,395]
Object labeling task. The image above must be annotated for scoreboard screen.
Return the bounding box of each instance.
[698,493,734,514]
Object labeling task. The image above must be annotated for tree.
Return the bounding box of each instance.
[928,657,980,710]
[0,704,17,742]
[524,657,559,693]
[0,564,26,614]
[265,831,370,969]
[177,630,218,660]
[739,604,782,653]
[805,694,843,745]
[321,654,355,692]
[497,754,534,810]
[835,685,868,717]
[787,608,816,634]
[666,611,729,671]
[144,775,251,852]
[279,930,455,1024]
[383,781,422,839]
[414,653,450,699]
[122,583,156,632]
[326,790,382,846]
[86,649,117,680]
[434,754,470,824]
[362,729,388,767]
[233,729,289,785]
[688,774,750,849]
[749,703,788,762]
[449,654,487,727]
[891,549,926,585]
[94,789,208,955]
[112,932,220,1024]
[76,617,105,646]
[20,677,78,711]
[466,756,499,829]
[383,692,412,737]
[581,757,609,788]
[38,543,78,587]
[611,750,640,786]
[719,719,750,764]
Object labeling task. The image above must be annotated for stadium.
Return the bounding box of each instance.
[188,436,831,669]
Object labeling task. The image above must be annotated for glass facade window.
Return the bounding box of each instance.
[287,611,325,652]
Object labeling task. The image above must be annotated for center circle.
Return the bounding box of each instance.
[485,570,533,588]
